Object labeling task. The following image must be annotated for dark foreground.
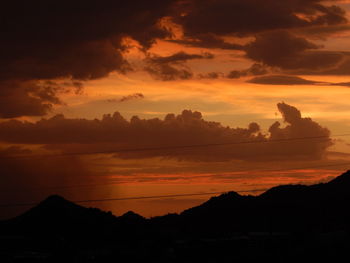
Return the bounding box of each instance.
[2,170,350,262]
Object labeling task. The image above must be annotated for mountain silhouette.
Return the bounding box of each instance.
[3,171,350,236]
[2,171,350,262]
[17,195,115,223]
[177,170,350,235]
[119,211,146,224]
[12,195,116,227]
[1,194,120,249]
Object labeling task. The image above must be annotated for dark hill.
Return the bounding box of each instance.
[119,210,146,222]
[16,195,115,223]
[2,171,350,262]
[4,171,350,237]
[176,170,350,235]
[1,195,121,248]
[11,195,116,229]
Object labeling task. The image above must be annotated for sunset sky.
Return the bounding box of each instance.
[2,0,350,218]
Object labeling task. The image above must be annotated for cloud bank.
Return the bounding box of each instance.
[0,103,332,162]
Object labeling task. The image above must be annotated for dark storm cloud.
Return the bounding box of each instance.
[0,0,176,118]
[174,0,347,37]
[169,1,348,74]
[0,103,332,162]
[1,0,348,81]
[144,52,214,80]
[1,0,348,118]
[0,80,82,118]
[245,30,346,71]
[0,0,175,80]
[169,34,244,50]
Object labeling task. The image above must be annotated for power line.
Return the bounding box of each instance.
[243,161,350,173]
[1,161,349,193]
[2,133,349,160]
[0,134,349,208]
[1,162,349,208]
[0,189,267,208]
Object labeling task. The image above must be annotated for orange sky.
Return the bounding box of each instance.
[1,0,350,218]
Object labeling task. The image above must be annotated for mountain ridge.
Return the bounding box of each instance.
[2,170,350,237]
[2,170,350,262]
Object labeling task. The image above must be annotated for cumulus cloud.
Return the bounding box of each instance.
[267,103,332,159]
[0,102,334,218]
[0,103,332,162]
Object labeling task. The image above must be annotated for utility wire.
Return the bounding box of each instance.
[0,189,267,208]
[243,161,350,173]
[1,133,349,160]
[0,161,349,193]
[1,161,349,208]
[1,134,350,208]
